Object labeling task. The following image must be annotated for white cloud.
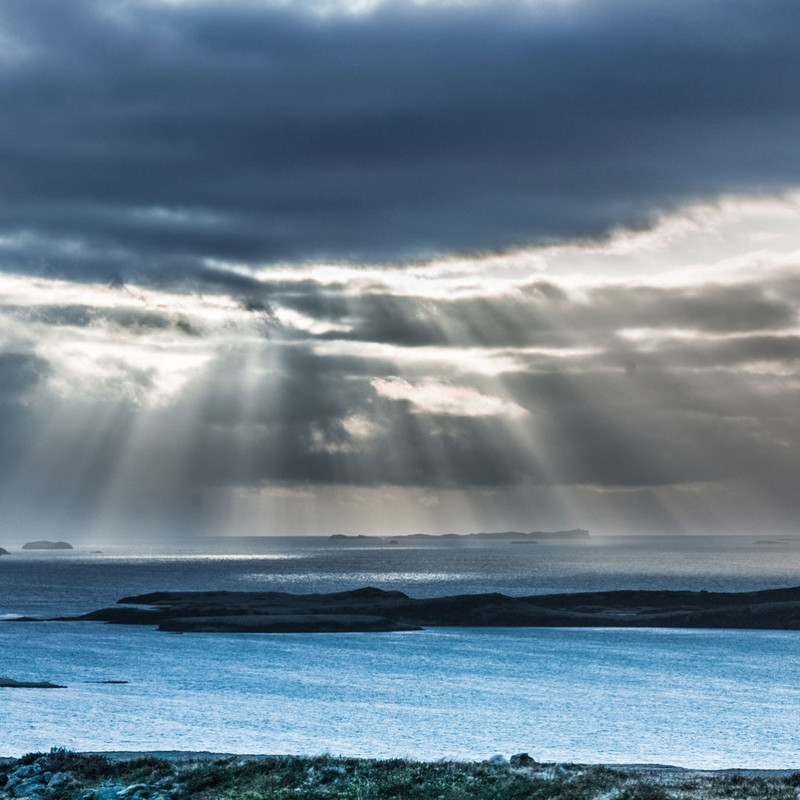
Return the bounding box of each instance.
[371,376,528,418]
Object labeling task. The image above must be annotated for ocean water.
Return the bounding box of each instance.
[2,535,800,767]
[4,534,800,619]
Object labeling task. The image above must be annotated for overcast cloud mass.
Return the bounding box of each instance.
[1,0,800,541]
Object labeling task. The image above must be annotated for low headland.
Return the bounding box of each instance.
[1,750,798,800]
[36,584,800,633]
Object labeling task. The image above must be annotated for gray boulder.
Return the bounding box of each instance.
[10,774,46,797]
[117,784,149,798]
[89,784,125,800]
[46,772,77,791]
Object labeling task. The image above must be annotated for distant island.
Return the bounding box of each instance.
[330,529,589,543]
[21,540,73,550]
[0,547,8,556]
[44,584,800,633]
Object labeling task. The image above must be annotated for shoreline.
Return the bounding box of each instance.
[2,752,797,776]
[38,584,800,633]
[1,752,798,800]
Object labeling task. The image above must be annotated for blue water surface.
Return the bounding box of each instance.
[1,622,799,768]
[2,536,800,767]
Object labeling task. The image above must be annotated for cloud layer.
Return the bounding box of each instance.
[2,199,800,538]
[2,0,800,538]
[2,0,800,280]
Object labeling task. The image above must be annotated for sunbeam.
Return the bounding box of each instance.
[1,192,800,540]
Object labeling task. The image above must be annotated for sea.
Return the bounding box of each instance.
[2,534,800,768]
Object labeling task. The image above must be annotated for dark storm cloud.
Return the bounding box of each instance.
[1,0,800,281]
[99,302,797,495]
[0,352,50,481]
[143,351,793,496]
[146,344,537,489]
[662,334,800,368]
[499,366,797,487]
[276,275,799,349]
[3,272,800,539]
[2,260,799,509]
[0,352,48,397]
[0,303,176,331]
[2,0,800,536]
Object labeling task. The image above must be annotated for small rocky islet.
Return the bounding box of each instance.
[0,541,74,554]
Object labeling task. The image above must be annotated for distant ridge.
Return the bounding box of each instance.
[329,529,589,542]
[22,540,73,550]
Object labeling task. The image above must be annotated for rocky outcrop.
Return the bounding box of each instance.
[0,676,66,689]
[52,584,800,633]
[21,540,73,550]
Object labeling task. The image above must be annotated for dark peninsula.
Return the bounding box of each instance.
[0,547,8,556]
[50,584,800,633]
[21,540,73,550]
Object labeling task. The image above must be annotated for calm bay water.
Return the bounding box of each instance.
[2,536,800,767]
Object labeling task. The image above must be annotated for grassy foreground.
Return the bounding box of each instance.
[1,750,799,800]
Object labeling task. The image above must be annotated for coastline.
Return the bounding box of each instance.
[2,752,797,776]
[1,752,798,800]
[41,584,800,634]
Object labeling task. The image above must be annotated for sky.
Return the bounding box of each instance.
[2,0,800,541]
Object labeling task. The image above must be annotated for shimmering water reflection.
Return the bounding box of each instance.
[1,622,799,768]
